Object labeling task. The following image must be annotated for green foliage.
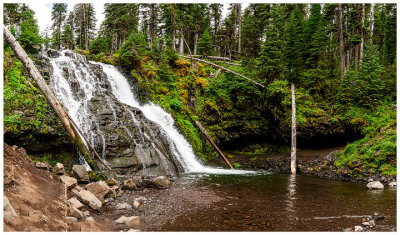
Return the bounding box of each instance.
[197,29,213,56]
[88,171,107,182]
[233,163,242,168]
[116,31,148,69]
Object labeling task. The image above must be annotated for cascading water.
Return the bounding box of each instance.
[47,50,252,175]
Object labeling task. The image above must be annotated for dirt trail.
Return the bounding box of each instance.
[3,143,113,231]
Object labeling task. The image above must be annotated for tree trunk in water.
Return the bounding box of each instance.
[291,83,296,175]
[360,3,365,64]
[195,121,233,169]
[3,26,99,171]
[338,4,345,81]
[193,32,198,55]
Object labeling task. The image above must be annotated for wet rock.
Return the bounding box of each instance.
[4,196,17,219]
[52,162,65,175]
[84,181,110,203]
[367,181,384,190]
[354,226,363,232]
[122,179,137,191]
[47,49,60,58]
[125,216,140,229]
[77,190,102,211]
[68,197,84,209]
[373,212,384,221]
[69,206,83,219]
[60,175,78,189]
[388,182,396,188]
[72,165,89,182]
[153,176,171,189]
[115,202,132,210]
[35,161,51,170]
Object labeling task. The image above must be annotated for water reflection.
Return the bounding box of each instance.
[286,174,297,219]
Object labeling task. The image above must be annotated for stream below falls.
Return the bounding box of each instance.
[159,173,396,231]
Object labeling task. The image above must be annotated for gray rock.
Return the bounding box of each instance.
[153,176,171,189]
[4,196,17,219]
[68,197,84,209]
[72,165,89,182]
[115,202,132,210]
[366,181,384,190]
[52,162,65,175]
[354,226,363,232]
[47,49,60,58]
[77,190,102,211]
[71,185,84,196]
[388,182,396,188]
[122,179,137,191]
[60,175,78,189]
[103,169,117,180]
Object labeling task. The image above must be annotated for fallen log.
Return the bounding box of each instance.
[3,26,99,171]
[195,121,233,169]
[185,55,242,66]
[212,68,222,78]
[181,55,264,88]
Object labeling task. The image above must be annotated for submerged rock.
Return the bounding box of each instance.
[367,181,384,190]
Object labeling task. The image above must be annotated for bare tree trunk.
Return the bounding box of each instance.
[291,83,296,175]
[360,3,365,64]
[195,121,233,169]
[3,26,99,170]
[369,4,374,41]
[338,4,345,81]
[178,30,184,55]
[193,32,198,55]
[237,4,242,55]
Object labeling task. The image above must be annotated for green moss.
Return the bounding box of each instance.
[88,171,107,182]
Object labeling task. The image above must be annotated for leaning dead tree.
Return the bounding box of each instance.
[195,121,233,169]
[291,83,297,174]
[181,55,264,88]
[4,26,111,171]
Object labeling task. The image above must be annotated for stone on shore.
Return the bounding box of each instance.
[153,176,171,189]
[69,206,83,219]
[115,202,132,210]
[354,226,363,232]
[52,162,65,175]
[86,216,95,222]
[4,196,17,219]
[388,182,396,188]
[85,181,110,203]
[35,161,51,170]
[133,200,140,209]
[115,216,128,224]
[122,179,137,191]
[125,216,140,229]
[60,175,78,189]
[72,165,89,182]
[68,197,84,209]
[366,181,384,190]
[77,190,102,211]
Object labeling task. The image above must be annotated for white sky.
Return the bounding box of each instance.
[27,3,246,35]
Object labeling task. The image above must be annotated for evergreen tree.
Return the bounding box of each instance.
[61,13,75,50]
[197,28,213,56]
[51,3,67,50]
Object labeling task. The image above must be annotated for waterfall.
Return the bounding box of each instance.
[47,50,251,175]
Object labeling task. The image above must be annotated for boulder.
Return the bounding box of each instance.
[373,212,384,221]
[71,185,84,196]
[60,175,78,189]
[69,206,83,219]
[153,176,171,189]
[115,202,132,210]
[52,162,65,175]
[368,220,375,227]
[103,170,117,180]
[354,226,363,232]
[77,190,102,211]
[47,49,60,58]
[84,181,110,203]
[68,197,84,209]
[367,181,384,190]
[115,216,128,224]
[388,182,396,188]
[125,216,140,229]
[4,196,17,219]
[35,161,51,170]
[72,165,89,182]
[122,179,137,191]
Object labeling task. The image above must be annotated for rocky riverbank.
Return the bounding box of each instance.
[3,142,220,232]
[223,147,397,186]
